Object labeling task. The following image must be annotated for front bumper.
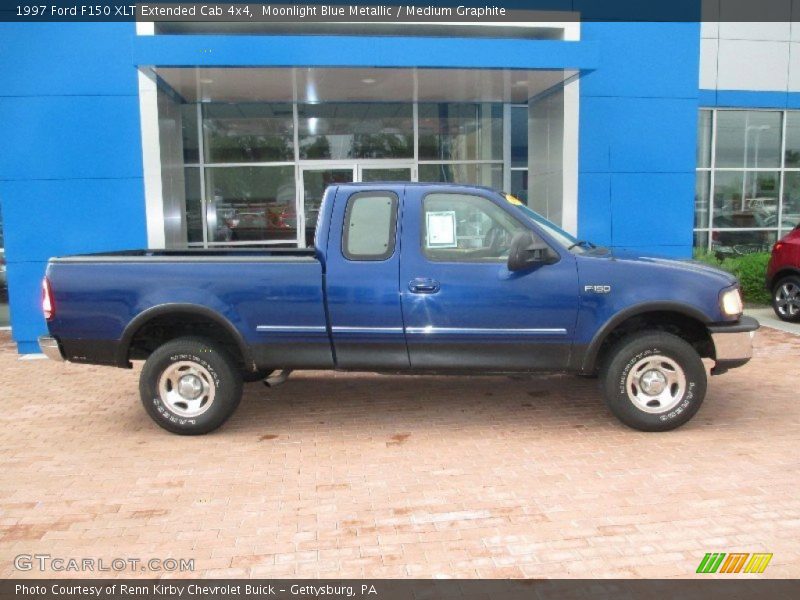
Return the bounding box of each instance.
[708,315,759,370]
[38,336,64,362]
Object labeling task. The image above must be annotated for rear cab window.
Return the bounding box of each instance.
[342,191,399,261]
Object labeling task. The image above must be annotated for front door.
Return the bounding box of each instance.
[399,186,579,371]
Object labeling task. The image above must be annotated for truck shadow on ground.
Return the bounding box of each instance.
[230,372,612,435]
[213,368,773,438]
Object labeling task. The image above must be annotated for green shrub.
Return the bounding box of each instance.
[692,250,771,305]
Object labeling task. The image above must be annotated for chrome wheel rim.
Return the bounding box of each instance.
[775,282,800,318]
[625,355,686,414]
[157,361,216,418]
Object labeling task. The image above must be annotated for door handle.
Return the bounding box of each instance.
[408,278,440,294]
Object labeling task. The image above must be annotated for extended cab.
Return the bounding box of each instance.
[39,184,758,434]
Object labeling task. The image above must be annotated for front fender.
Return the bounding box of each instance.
[575,301,714,374]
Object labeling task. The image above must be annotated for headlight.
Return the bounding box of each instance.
[720,288,743,318]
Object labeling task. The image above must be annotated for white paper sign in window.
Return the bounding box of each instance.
[426,211,457,248]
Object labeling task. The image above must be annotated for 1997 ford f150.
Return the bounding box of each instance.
[39,183,758,434]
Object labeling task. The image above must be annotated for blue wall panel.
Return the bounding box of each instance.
[0,179,146,263]
[610,172,696,248]
[0,23,138,97]
[0,96,144,181]
[578,21,701,258]
[577,172,612,246]
[0,23,146,353]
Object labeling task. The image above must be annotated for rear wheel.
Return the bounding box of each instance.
[772,275,800,322]
[601,331,707,432]
[140,337,243,435]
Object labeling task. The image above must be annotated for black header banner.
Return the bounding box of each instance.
[1,0,800,23]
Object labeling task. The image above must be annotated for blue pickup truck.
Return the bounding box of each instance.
[39,183,758,434]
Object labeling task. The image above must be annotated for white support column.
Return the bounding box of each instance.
[561,77,580,236]
[138,70,166,249]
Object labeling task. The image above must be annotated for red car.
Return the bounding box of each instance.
[767,225,800,322]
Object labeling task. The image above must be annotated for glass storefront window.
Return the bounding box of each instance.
[695,170,710,229]
[711,229,777,254]
[203,103,294,163]
[781,172,800,230]
[715,110,782,169]
[511,106,528,168]
[712,171,779,230]
[693,230,709,249]
[178,99,528,247]
[694,108,800,251]
[204,166,296,243]
[298,103,413,160]
[785,112,800,168]
[184,167,204,244]
[697,109,712,169]
[302,168,354,245]
[510,170,529,204]
[418,103,503,161]
[181,104,199,163]
[360,167,412,182]
[418,163,503,190]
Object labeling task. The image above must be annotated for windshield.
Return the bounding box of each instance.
[498,193,589,253]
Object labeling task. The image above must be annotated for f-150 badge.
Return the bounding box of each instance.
[584,285,612,294]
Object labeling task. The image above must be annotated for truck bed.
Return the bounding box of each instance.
[51,247,318,263]
[45,247,331,369]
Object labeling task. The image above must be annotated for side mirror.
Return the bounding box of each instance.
[507,231,559,272]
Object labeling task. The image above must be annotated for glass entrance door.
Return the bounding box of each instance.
[300,167,354,246]
[359,166,413,182]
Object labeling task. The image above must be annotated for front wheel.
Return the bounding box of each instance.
[140,337,243,435]
[601,332,707,432]
[772,275,800,322]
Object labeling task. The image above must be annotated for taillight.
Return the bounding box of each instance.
[42,277,54,321]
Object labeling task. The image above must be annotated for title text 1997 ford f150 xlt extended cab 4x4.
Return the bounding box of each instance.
[39,184,758,435]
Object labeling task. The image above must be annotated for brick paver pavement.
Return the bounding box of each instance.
[0,328,798,579]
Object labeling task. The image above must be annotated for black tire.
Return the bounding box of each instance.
[139,337,243,435]
[771,275,800,322]
[242,368,274,383]
[601,331,707,432]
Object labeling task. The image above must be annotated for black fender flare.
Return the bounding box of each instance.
[115,303,253,369]
[577,301,712,374]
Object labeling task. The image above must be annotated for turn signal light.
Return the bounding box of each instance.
[42,277,54,321]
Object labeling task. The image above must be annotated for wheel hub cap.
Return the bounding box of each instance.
[639,369,667,395]
[157,361,216,418]
[178,374,203,400]
[624,355,687,414]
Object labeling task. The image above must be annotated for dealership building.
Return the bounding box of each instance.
[1,11,799,353]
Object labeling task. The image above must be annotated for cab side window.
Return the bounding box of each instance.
[342,192,399,261]
[421,193,527,262]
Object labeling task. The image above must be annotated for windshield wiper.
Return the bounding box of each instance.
[567,240,595,250]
